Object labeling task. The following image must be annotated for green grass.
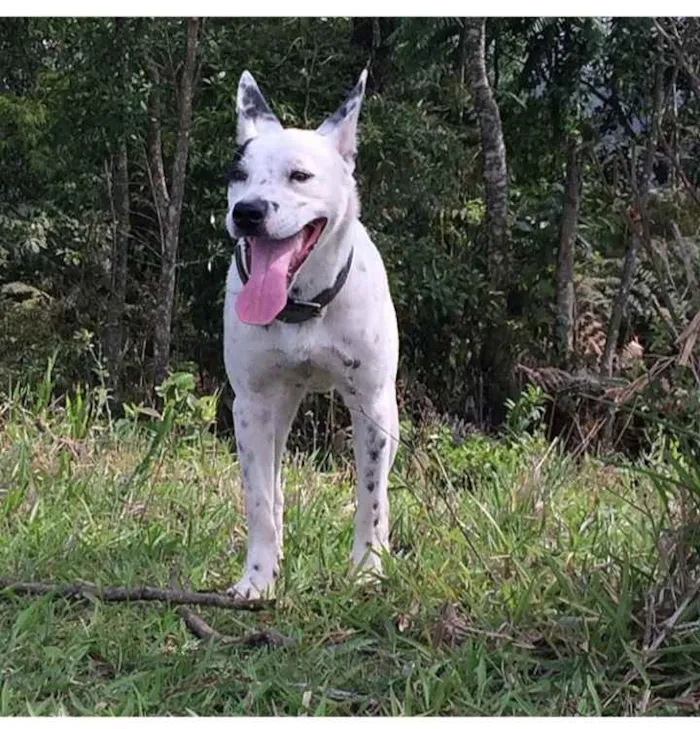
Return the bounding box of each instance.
[1,385,699,716]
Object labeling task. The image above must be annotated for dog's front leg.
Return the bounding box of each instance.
[229,388,301,600]
[348,384,399,578]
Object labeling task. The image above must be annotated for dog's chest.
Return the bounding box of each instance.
[242,319,375,396]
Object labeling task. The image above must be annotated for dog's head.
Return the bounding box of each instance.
[226,70,367,325]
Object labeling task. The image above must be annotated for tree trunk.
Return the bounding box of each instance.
[553,137,580,365]
[601,60,665,377]
[350,17,397,92]
[103,17,131,393]
[462,18,512,425]
[149,17,201,387]
[463,17,508,284]
[104,140,130,386]
[600,230,639,377]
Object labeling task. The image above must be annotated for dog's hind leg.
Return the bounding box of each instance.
[229,386,303,600]
[348,384,399,578]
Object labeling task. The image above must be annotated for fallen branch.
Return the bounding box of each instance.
[0,578,270,612]
[177,603,295,648]
[164,570,295,649]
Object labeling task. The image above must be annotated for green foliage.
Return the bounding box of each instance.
[428,425,524,490]
[504,384,549,439]
[2,17,700,714]
[123,370,218,451]
[1,17,699,438]
[154,370,218,431]
[1,377,699,715]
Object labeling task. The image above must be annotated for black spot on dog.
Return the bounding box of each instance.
[365,468,375,480]
[369,449,379,463]
[347,385,357,396]
[378,437,387,450]
[367,426,377,442]
[242,84,275,119]
[271,201,279,211]
[240,419,249,429]
[373,518,379,528]
[292,285,301,296]
[367,481,376,492]
[231,139,252,166]
[229,139,253,182]
[273,568,279,579]
[372,501,379,510]
[339,353,360,370]
[253,564,260,571]
[365,540,372,548]
[324,91,361,128]
[319,76,364,133]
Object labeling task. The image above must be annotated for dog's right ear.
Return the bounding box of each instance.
[236,70,283,145]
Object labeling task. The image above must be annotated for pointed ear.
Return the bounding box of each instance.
[236,70,283,145]
[317,69,367,166]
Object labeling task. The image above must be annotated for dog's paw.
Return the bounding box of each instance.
[227,574,275,601]
[354,568,382,587]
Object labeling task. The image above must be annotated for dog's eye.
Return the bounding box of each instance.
[290,170,313,183]
[230,167,248,183]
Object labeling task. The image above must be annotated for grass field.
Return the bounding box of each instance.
[1,378,699,716]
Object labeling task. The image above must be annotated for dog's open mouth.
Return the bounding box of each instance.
[235,218,327,326]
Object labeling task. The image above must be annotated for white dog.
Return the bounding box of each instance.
[223,69,399,600]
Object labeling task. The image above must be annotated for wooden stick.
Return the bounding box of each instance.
[0,578,270,612]
[164,571,295,649]
[177,603,295,648]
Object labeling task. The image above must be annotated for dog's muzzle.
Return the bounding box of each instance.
[232,198,268,236]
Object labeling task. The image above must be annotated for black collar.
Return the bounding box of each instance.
[234,241,354,324]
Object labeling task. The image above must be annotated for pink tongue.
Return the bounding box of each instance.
[235,235,301,325]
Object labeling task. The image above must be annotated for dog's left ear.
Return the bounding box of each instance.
[237,70,283,145]
[317,69,367,168]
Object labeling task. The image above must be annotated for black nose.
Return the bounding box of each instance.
[232,199,268,235]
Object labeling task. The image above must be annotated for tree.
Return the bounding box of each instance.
[147,17,202,387]
[103,18,131,392]
[462,17,509,283]
[553,136,581,365]
[350,18,398,92]
[3,17,700,441]
[601,57,665,377]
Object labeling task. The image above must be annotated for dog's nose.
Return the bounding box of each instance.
[232,199,269,235]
